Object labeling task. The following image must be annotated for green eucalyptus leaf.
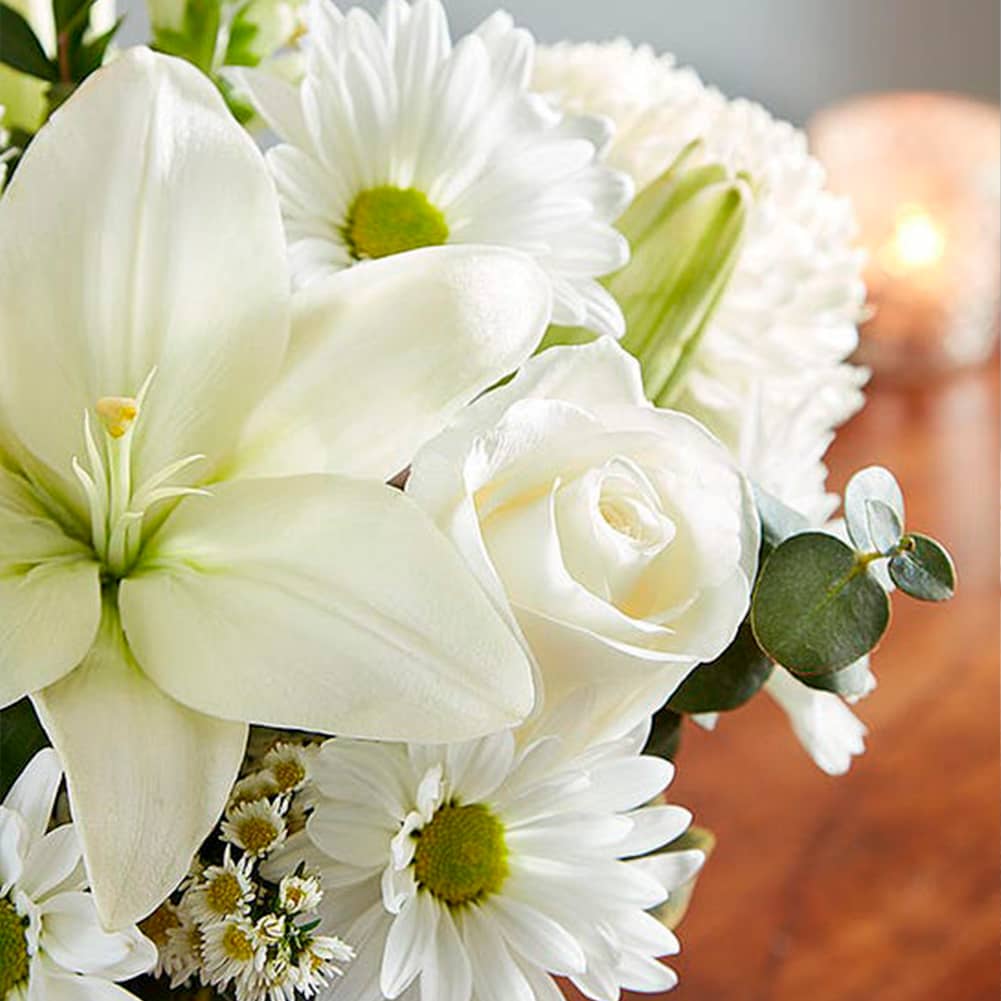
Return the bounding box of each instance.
[0,698,50,798]
[793,655,873,698]
[669,622,773,713]
[751,532,890,675]
[754,484,811,554]
[650,825,715,930]
[889,533,956,602]
[844,466,904,552]
[0,3,58,81]
[644,707,683,761]
[866,497,903,553]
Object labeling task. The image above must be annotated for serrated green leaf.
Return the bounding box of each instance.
[751,532,890,675]
[650,826,716,930]
[644,707,683,761]
[669,622,773,713]
[0,698,50,798]
[889,533,956,602]
[0,3,58,80]
[844,466,904,552]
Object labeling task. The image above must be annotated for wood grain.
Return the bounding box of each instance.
[562,360,1000,1001]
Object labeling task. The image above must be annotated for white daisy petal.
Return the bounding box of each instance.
[421,906,472,1001]
[380,892,438,999]
[0,806,29,892]
[3,747,63,843]
[18,826,81,902]
[617,805,693,858]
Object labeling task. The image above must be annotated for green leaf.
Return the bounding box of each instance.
[0,698,50,799]
[889,533,956,602]
[754,484,811,554]
[72,15,123,77]
[844,466,904,552]
[644,707,683,761]
[793,655,873,698]
[152,0,223,73]
[669,622,773,713]
[650,825,716,930]
[616,155,752,405]
[54,0,96,36]
[751,532,891,675]
[0,3,58,80]
[866,498,903,553]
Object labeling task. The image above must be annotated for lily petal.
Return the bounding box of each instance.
[0,47,289,498]
[229,245,552,482]
[32,604,247,929]
[119,475,535,741]
[0,470,101,708]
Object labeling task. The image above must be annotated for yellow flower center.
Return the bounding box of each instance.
[237,817,279,856]
[345,186,449,261]
[94,396,138,439]
[412,803,509,907]
[206,872,245,916]
[0,898,29,999]
[222,923,256,962]
[139,902,180,947]
[271,759,306,793]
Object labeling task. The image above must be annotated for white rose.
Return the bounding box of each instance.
[408,340,759,740]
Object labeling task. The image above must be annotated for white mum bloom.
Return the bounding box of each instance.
[275,700,703,1001]
[0,48,550,925]
[222,800,289,859]
[263,743,313,795]
[535,40,867,524]
[186,847,256,925]
[202,917,265,998]
[0,750,155,1001]
[232,0,633,336]
[278,873,324,915]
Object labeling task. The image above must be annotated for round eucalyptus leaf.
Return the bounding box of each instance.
[669,622,774,713]
[866,498,903,553]
[793,656,874,698]
[753,484,811,552]
[644,707,684,761]
[889,533,956,602]
[751,532,891,675]
[844,466,904,552]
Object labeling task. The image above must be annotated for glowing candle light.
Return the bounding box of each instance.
[810,93,999,378]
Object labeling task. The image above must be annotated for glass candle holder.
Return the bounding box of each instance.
[809,92,1000,379]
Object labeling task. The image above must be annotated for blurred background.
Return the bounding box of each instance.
[123,0,1001,124]
[117,2,999,999]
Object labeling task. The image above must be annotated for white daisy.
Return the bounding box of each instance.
[279,873,324,915]
[296,934,355,992]
[263,743,313,795]
[232,0,633,336]
[534,40,868,524]
[162,904,203,988]
[186,846,257,925]
[223,799,289,859]
[0,749,155,1001]
[274,697,703,1001]
[202,916,265,997]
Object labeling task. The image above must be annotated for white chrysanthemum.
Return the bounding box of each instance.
[263,743,312,795]
[232,0,633,336]
[535,40,868,524]
[202,916,265,998]
[162,902,203,988]
[187,847,256,925]
[279,873,323,915]
[222,799,289,858]
[270,699,703,1000]
[0,750,155,1001]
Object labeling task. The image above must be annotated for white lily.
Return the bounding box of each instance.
[0,48,551,929]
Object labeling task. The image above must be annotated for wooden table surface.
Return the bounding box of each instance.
[563,358,1000,1001]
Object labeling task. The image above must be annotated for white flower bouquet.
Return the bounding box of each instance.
[0,2,957,1000]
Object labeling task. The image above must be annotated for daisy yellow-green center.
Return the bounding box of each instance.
[0,898,29,999]
[206,872,245,916]
[345,186,449,261]
[413,803,509,906]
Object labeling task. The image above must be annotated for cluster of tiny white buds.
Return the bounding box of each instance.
[143,735,352,1001]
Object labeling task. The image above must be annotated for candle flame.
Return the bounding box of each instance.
[883,205,946,273]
